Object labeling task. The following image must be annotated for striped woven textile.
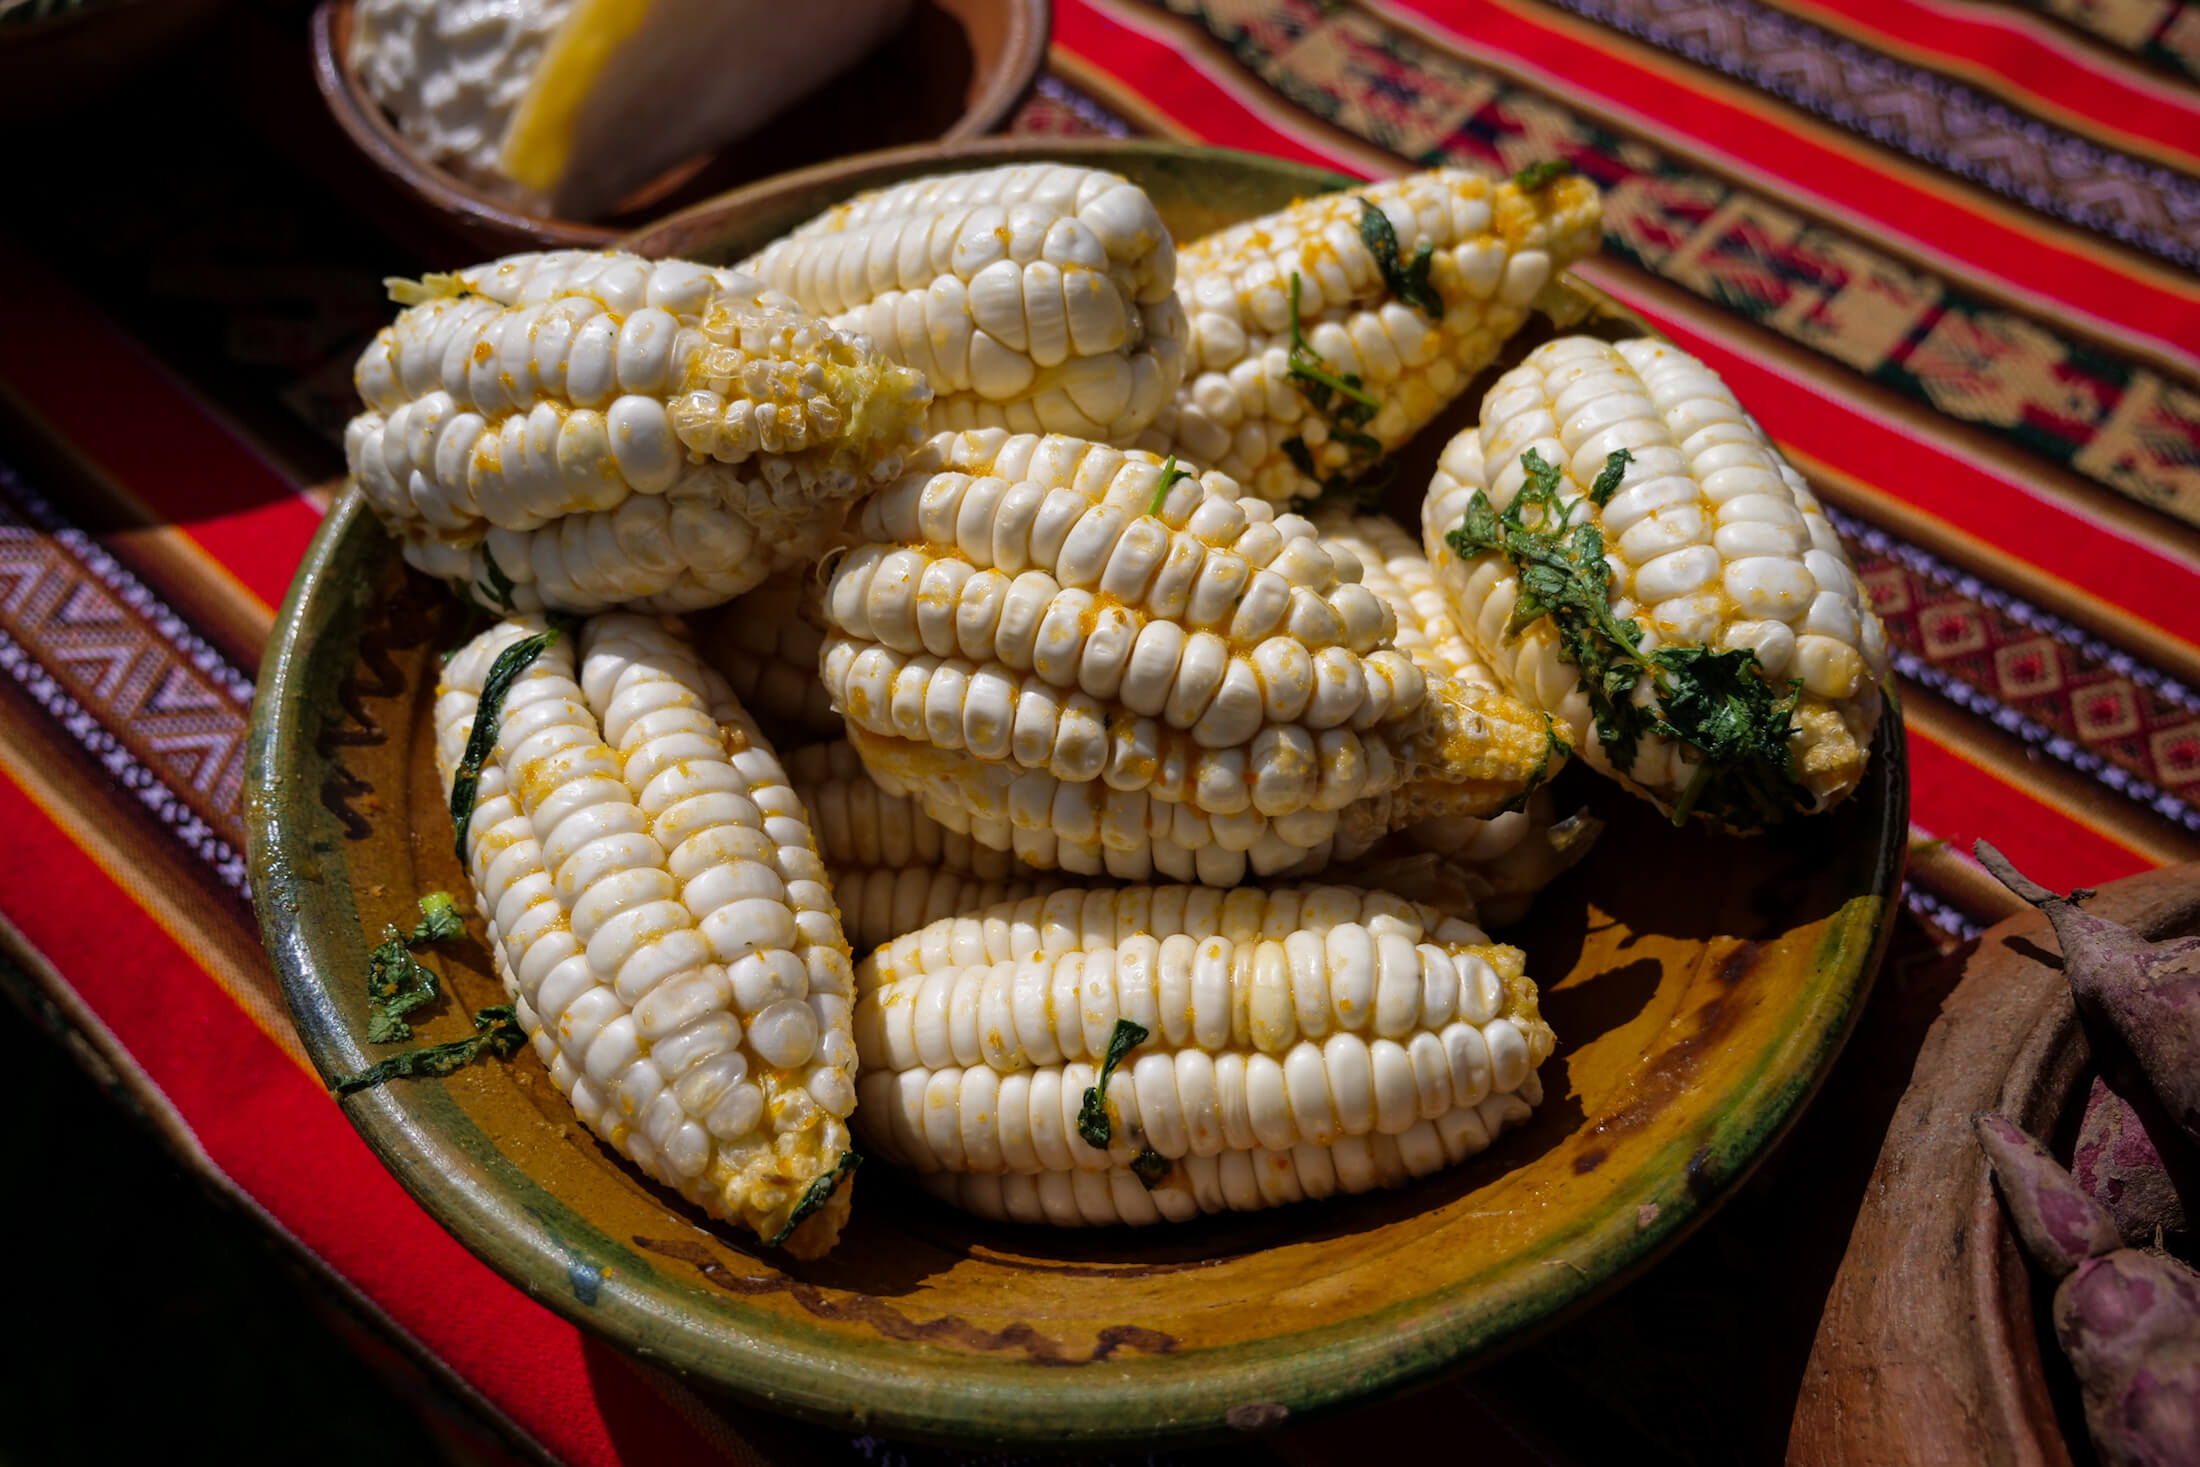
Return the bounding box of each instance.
[0,0,2194,1462]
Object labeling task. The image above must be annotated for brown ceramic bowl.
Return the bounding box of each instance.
[250,142,1907,1447]
[1791,862,2200,1465]
[309,0,1049,254]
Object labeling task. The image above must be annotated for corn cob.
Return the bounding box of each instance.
[347,250,932,614]
[1423,337,1891,827]
[740,164,1188,446]
[691,571,842,745]
[851,883,1552,1226]
[817,428,1560,886]
[435,611,860,1255]
[1139,166,1603,506]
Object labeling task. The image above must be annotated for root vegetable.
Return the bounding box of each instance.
[2076,1076,2196,1249]
[1976,841,2200,1148]
[1977,1114,2200,1467]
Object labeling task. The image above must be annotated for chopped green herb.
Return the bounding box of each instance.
[1357,199,1442,319]
[1513,159,1573,192]
[769,1150,863,1247]
[1285,274,1380,415]
[1076,1019,1150,1149]
[363,891,467,1043]
[332,1005,527,1096]
[412,890,465,944]
[449,625,565,865]
[1280,273,1388,504]
[479,544,518,611]
[1130,1149,1172,1189]
[1148,455,1194,517]
[1446,447,1809,828]
[1587,448,1631,508]
[1653,646,1806,827]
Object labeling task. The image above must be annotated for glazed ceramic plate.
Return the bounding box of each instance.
[248,142,1906,1447]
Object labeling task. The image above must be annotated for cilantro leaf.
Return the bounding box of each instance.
[364,927,435,1044]
[1650,646,1807,828]
[1280,273,1390,503]
[1588,448,1631,508]
[1514,159,1573,192]
[362,891,467,1044]
[1356,199,1442,318]
[1148,455,1194,517]
[1076,1019,1149,1148]
[332,1005,527,1096]
[1284,273,1380,414]
[768,1150,863,1247]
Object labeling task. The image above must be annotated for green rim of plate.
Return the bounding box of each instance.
[248,141,1908,1447]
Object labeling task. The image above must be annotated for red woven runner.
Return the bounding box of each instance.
[3,1,2195,1461]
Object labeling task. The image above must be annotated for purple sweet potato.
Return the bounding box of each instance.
[1978,1113,2200,1467]
[1977,1113,2122,1276]
[2055,1252,2200,1467]
[1976,841,2200,1148]
[2076,1076,2195,1248]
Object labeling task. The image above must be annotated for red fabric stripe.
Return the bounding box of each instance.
[1906,726,2152,892]
[0,769,733,1467]
[0,234,323,615]
[1570,266,2200,649]
[1776,0,2200,161]
[1058,0,1370,172]
[1389,0,2200,356]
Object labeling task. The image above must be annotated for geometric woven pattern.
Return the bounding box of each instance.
[0,458,253,895]
[1832,504,2200,834]
[1147,0,2200,528]
[1549,0,2200,269]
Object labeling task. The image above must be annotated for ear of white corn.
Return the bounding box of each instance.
[348,249,932,614]
[691,571,843,745]
[850,883,1553,1226]
[1141,166,1603,506]
[740,164,1189,447]
[816,428,1561,887]
[435,611,860,1255]
[1422,337,1891,827]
